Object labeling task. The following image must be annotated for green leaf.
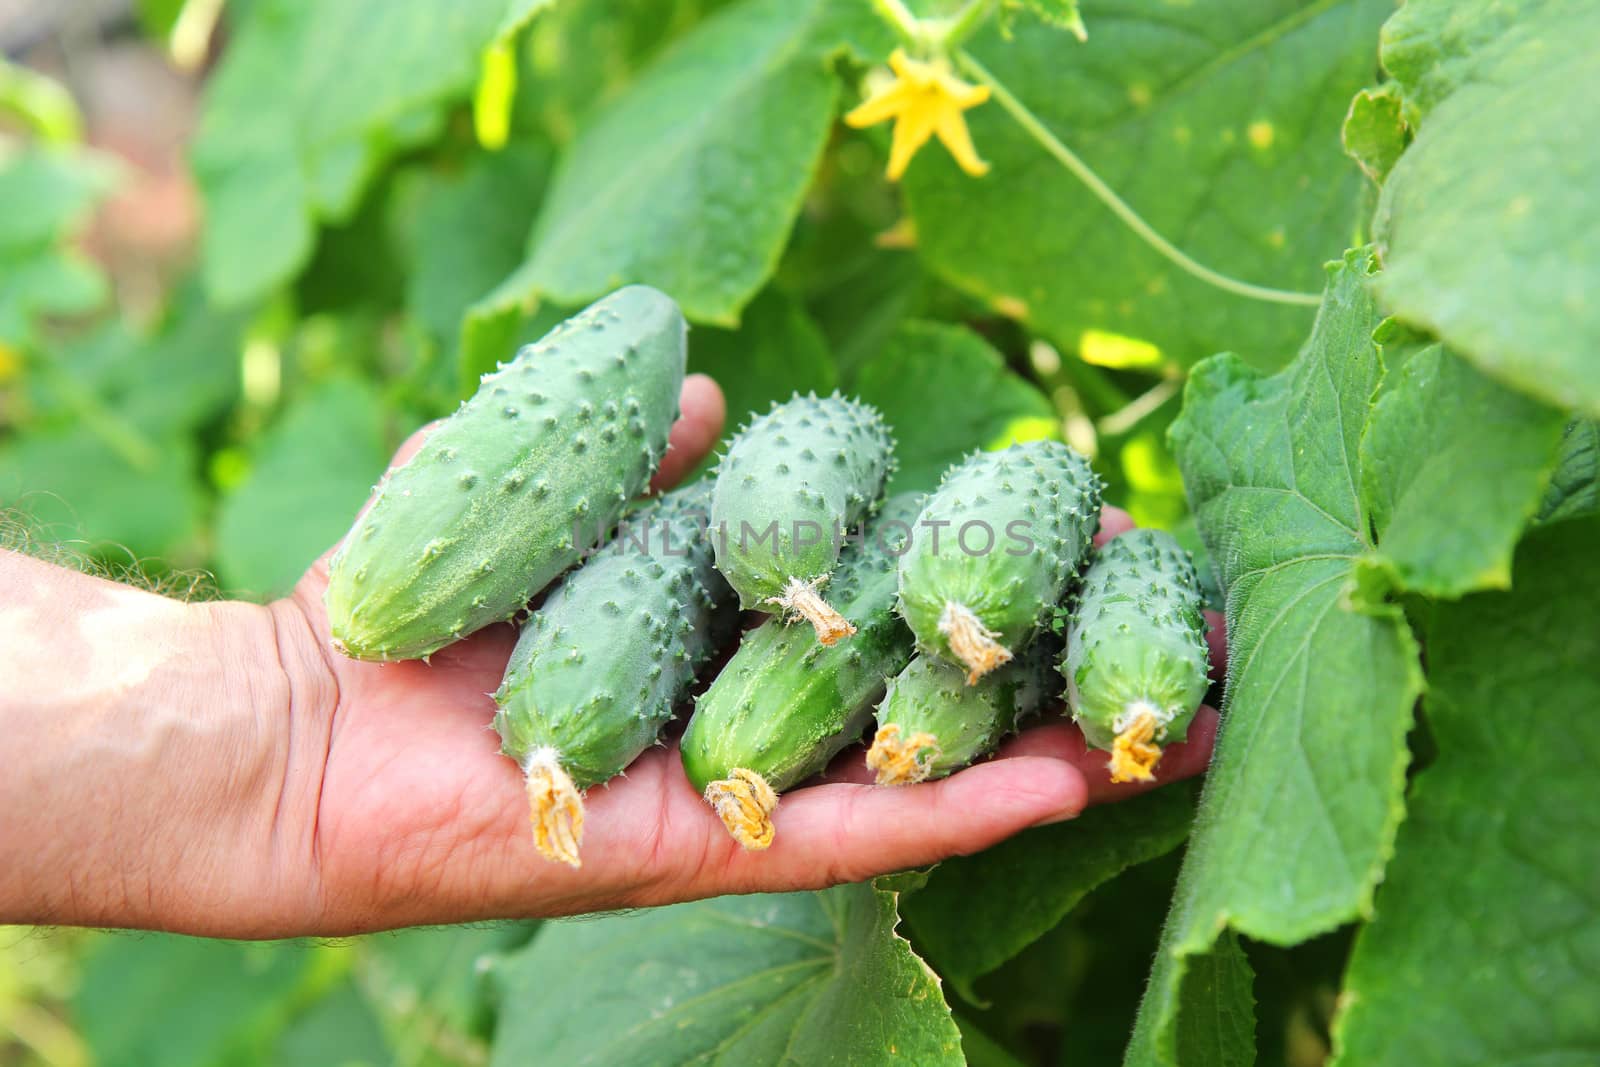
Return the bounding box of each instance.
[853,320,1058,493]
[214,378,389,598]
[1357,344,1567,599]
[1331,518,1600,1066]
[903,785,1194,989]
[1372,0,1600,415]
[490,883,963,1066]
[1136,251,1425,1065]
[491,0,892,326]
[394,144,552,351]
[1341,84,1408,185]
[194,0,509,304]
[510,0,738,146]
[76,936,319,1067]
[356,922,536,1057]
[271,978,391,1067]
[0,426,204,561]
[901,0,1391,369]
[1169,932,1257,1067]
[688,288,837,434]
[29,286,248,436]
[0,147,117,344]
[1538,419,1600,523]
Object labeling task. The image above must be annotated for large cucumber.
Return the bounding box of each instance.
[680,494,922,850]
[326,286,686,661]
[897,441,1101,683]
[1063,529,1209,783]
[866,636,1058,786]
[709,393,893,645]
[493,482,735,867]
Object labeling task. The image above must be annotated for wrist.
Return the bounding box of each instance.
[0,552,317,934]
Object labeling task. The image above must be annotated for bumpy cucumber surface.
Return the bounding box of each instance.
[681,494,922,849]
[326,286,685,661]
[897,441,1101,683]
[709,392,893,644]
[493,482,734,867]
[867,636,1059,786]
[1063,528,1208,783]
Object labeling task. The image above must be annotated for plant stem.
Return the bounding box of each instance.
[871,0,925,46]
[955,50,1322,308]
[935,0,998,51]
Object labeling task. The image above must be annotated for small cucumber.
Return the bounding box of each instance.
[326,286,686,661]
[1063,529,1209,783]
[866,637,1059,786]
[709,393,893,645]
[681,495,922,850]
[493,482,735,867]
[897,441,1101,683]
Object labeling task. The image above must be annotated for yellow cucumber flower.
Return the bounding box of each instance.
[845,49,991,181]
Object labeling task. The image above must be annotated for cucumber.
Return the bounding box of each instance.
[326,286,686,661]
[493,482,735,867]
[681,494,923,849]
[709,392,893,645]
[866,636,1059,786]
[897,441,1101,683]
[1063,529,1209,783]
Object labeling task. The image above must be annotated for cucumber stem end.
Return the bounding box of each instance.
[524,749,585,868]
[866,724,941,785]
[768,576,856,646]
[937,601,1012,684]
[704,768,779,850]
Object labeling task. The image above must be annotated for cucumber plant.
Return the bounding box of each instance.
[897,441,1101,683]
[680,494,922,849]
[708,392,893,645]
[324,286,686,661]
[493,482,735,867]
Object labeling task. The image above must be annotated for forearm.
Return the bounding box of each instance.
[0,551,310,934]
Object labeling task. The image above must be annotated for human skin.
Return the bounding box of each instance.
[0,375,1219,938]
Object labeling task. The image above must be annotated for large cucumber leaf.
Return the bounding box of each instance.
[1137,248,1571,1064]
[1372,0,1600,415]
[1331,518,1600,1065]
[901,0,1390,371]
[1131,251,1419,1064]
[489,881,962,1066]
[1356,344,1566,598]
[475,0,892,329]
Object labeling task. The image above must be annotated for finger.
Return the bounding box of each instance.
[1094,505,1134,546]
[1204,609,1227,679]
[686,754,1090,896]
[650,374,725,493]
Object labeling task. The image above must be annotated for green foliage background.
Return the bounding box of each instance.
[2,0,1596,1064]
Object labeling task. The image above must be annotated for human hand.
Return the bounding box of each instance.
[258,378,1220,934]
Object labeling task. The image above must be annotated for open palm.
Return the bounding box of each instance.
[270,377,1219,933]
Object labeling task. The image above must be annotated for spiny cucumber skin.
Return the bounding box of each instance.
[709,393,894,608]
[493,482,735,788]
[897,441,1102,668]
[325,286,686,661]
[680,495,923,795]
[874,638,1059,781]
[1063,529,1209,752]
